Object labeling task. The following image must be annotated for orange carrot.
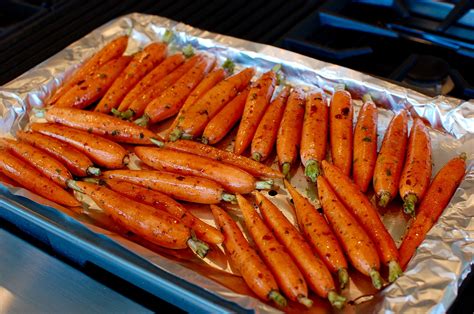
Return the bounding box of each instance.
[126,55,202,119]
[236,195,312,307]
[152,139,282,179]
[234,70,277,155]
[0,150,79,207]
[47,35,129,106]
[255,192,345,307]
[55,56,132,109]
[95,42,167,113]
[329,88,353,176]
[69,181,209,256]
[300,90,329,182]
[166,68,226,139]
[118,53,185,113]
[30,123,127,169]
[17,131,100,177]
[276,87,305,178]
[322,160,402,282]
[134,147,272,194]
[171,67,255,140]
[317,176,382,289]
[352,94,378,192]
[284,180,349,289]
[143,55,216,124]
[102,170,235,204]
[0,172,17,186]
[210,205,287,307]
[399,118,432,216]
[201,87,250,145]
[399,154,466,269]
[43,107,160,144]
[373,110,408,207]
[0,138,71,187]
[251,86,290,162]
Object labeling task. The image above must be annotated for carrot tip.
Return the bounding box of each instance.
[251,152,261,162]
[201,137,209,145]
[169,129,183,142]
[121,109,135,120]
[181,133,193,140]
[187,236,209,258]
[134,114,150,127]
[377,191,391,208]
[297,295,313,308]
[403,194,418,217]
[255,180,273,190]
[362,93,373,103]
[281,162,291,179]
[86,166,101,177]
[83,177,101,184]
[328,291,346,309]
[459,152,467,161]
[268,290,287,308]
[304,160,320,182]
[149,138,165,147]
[334,84,346,91]
[388,260,403,282]
[66,180,82,192]
[32,108,46,118]
[338,268,349,290]
[221,193,237,204]
[369,269,383,290]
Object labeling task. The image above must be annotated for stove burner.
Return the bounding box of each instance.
[406,55,449,84]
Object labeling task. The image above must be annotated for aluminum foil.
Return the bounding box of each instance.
[0,13,473,313]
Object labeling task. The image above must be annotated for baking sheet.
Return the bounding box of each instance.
[0,13,473,313]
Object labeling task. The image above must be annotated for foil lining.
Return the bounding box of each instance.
[0,13,473,313]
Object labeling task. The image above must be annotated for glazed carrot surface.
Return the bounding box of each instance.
[329,89,353,176]
[103,179,223,244]
[399,118,432,216]
[352,95,378,192]
[373,110,408,207]
[118,53,185,112]
[276,87,305,177]
[251,86,290,162]
[55,56,132,109]
[234,70,277,155]
[202,87,250,145]
[300,90,329,182]
[398,154,466,269]
[30,123,127,169]
[0,150,79,207]
[210,205,286,307]
[47,35,129,106]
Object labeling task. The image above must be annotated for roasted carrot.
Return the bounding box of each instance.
[167,68,226,139]
[102,170,235,204]
[0,150,79,207]
[317,176,382,289]
[373,110,408,207]
[210,205,287,307]
[236,195,312,307]
[125,55,202,119]
[135,147,272,194]
[329,88,353,176]
[69,181,207,256]
[95,42,167,113]
[255,192,345,307]
[17,131,100,177]
[276,87,305,178]
[43,107,159,145]
[103,179,223,244]
[0,138,71,187]
[0,172,17,186]
[399,154,466,269]
[201,87,250,145]
[47,35,129,106]
[284,180,349,289]
[151,139,282,179]
[118,53,185,113]
[143,55,216,124]
[322,160,402,282]
[55,56,132,109]
[30,123,127,169]
[399,118,432,216]
[352,94,378,192]
[251,86,290,162]
[300,90,329,182]
[234,70,277,155]
[171,67,255,140]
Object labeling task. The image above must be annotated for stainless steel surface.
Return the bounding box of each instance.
[0,227,151,314]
